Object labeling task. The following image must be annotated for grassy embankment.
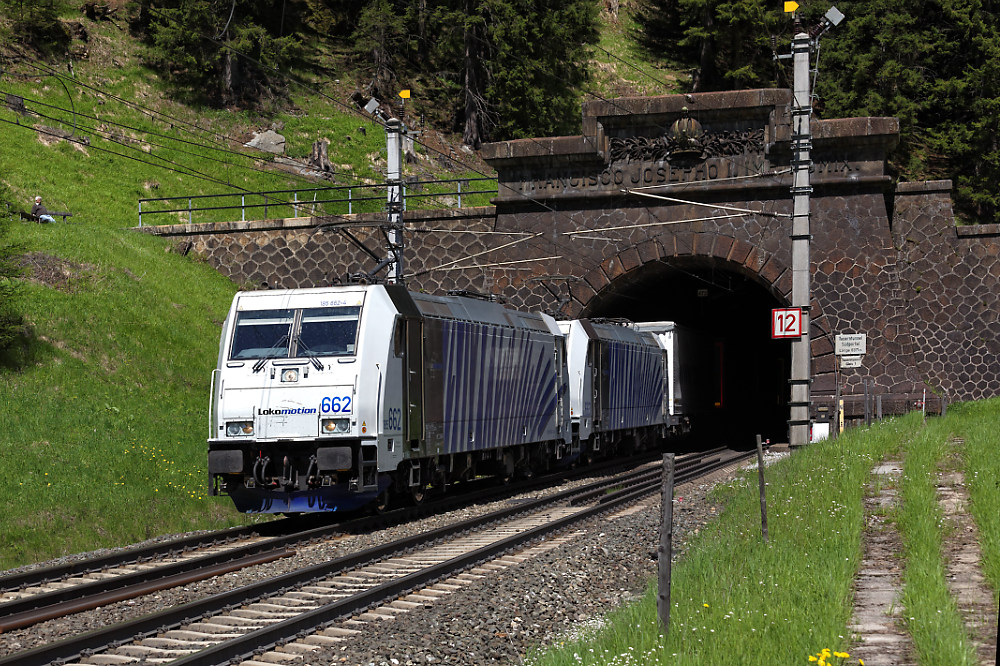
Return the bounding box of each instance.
[527,400,1000,665]
[897,398,1000,664]
[587,6,686,98]
[0,11,491,570]
[0,0,667,570]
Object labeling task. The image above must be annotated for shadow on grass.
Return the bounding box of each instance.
[0,324,57,371]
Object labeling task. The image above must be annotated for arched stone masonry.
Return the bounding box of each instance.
[142,90,1000,419]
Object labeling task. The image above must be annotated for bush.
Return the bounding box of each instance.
[0,182,25,354]
[4,0,71,56]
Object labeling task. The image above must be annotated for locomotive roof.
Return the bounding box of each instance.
[383,285,559,335]
[582,319,661,347]
[231,285,560,335]
[632,321,678,333]
[410,291,553,331]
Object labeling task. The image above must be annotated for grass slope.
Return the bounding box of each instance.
[0,224,240,568]
[0,13,395,569]
[0,0,675,568]
[526,401,1000,665]
[588,4,688,99]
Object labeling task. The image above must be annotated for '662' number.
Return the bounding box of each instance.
[321,396,352,413]
[384,407,402,432]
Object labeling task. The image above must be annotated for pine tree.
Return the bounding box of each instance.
[350,0,408,102]
[360,0,598,145]
[464,0,599,143]
[499,0,598,139]
[3,0,70,56]
[141,0,299,107]
[633,0,685,54]
[819,0,1000,222]
[635,0,788,91]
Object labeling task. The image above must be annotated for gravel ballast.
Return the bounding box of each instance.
[307,476,727,666]
[0,457,770,662]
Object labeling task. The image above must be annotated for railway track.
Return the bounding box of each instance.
[0,447,753,666]
[0,451,663,634]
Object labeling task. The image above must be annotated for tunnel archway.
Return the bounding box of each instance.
[579,249,792,448]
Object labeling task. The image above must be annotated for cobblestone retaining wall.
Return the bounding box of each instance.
[142,92,1000,414]
[893,181,1000,402]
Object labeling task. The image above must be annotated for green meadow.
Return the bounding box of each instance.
[1,16,997,666]
[527,402,1000,665]
[0,15,447,569]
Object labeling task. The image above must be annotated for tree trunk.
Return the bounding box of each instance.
[309,139,334,174]
[693,7,714,92]
[462,5,481,148]
[222,49,237,104]
[418,0,427,63]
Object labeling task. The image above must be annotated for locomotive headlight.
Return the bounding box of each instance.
[226,421,254,437]
[321,418,350,434]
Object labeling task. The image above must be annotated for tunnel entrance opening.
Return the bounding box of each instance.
[581,256,790,449]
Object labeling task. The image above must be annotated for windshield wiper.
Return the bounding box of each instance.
[295,336,325,371]
[252,334,289,373]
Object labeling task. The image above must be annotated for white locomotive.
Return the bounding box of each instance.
[208,285,684,513]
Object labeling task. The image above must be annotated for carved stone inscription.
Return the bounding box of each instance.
[815,158,856,174]
[609,128,765,163]
[508,154,767,194]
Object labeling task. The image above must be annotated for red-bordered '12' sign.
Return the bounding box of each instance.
[772,308,803,339]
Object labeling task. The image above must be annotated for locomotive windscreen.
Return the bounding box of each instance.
[228,306,361,360]
[298,306,361,356]
[230,309,294,359]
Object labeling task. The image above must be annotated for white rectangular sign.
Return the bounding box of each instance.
[772,308,802,339]
[840,355,863,369]
[835,333,866,356]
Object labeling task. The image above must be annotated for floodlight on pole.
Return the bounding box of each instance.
[812,5,844,37]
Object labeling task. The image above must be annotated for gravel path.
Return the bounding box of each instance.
[0,458,757,662]
[848,460,916,666]
[938,444,998,665]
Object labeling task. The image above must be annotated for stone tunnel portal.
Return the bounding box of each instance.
[581,256,790,448]
[144,89,998,426]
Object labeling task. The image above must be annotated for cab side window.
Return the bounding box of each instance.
[393,317,405,357]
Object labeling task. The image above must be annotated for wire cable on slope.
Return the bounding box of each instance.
[11,61,348,188]
[592,44,677,91]
[0,115,235,189]
[15,9,790,291]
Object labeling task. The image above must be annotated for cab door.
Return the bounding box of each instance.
[403,317,424,446]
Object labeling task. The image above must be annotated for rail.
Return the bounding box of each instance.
[137,177,498,227]
[0,450,743,666]
[0,452,655,632]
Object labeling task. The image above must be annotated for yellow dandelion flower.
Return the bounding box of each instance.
[703,603,709,608]
[809,657,818,663]
[834,653,849,659]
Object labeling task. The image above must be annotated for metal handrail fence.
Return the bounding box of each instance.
[137,177,497,227]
